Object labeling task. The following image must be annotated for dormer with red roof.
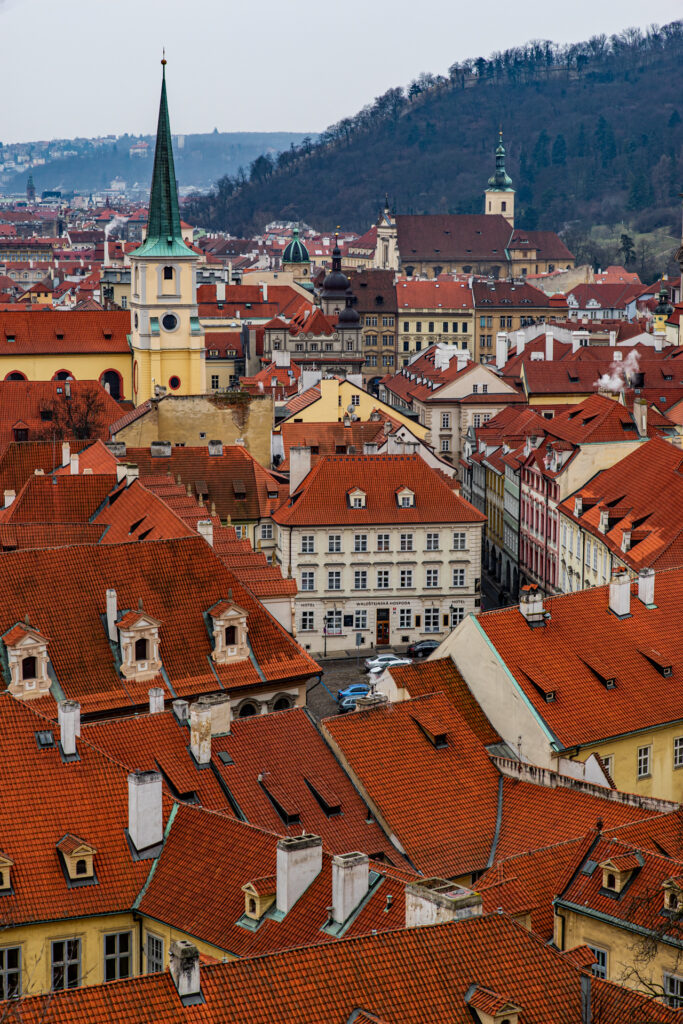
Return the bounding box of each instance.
[3,620,51,700]
[209,595,249,665]
[56,834,97,884]
[116,604,162,682]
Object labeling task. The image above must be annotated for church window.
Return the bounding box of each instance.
[163,266,174,281]
[161,313,178,332]
[169,376,181,391]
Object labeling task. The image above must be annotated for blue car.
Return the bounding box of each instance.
[336,683,371,707]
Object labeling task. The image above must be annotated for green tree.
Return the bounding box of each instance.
[532,130,550,168]
[619,233,636,265]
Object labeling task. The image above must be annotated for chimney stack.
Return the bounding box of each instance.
[456,350,468,372]
[189,701,212,764]
[116,463,127,484]
[638,567,655,608]
[633,397,648,438]
[515,330,526,356]
[125,463,139,486]
[173,699,189,723]
[128,770,163,853]
[169,940,201,1003]
[196,693,231,736]
[148,687,164,714]
[609,568,631,619]
[289,446,312,495]
[69,453,79,475]
[609,330,617,348]
[654,331,664,352]
[332,852,369,924]
[208,439,223,457]
[495,332,508,370]
[276,834,323,915]
[3,489,15,507]
[61,441,70,466]
[58,700,80,756]
[519,585,545,627]
[197,520,214,547]
[405,878,483,927]
[106,589,118,642]
[544,330,554,362]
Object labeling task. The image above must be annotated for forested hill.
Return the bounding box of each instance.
[186,21,683,244]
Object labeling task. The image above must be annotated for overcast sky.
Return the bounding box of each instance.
[1,0,680,143]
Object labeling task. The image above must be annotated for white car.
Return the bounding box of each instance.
[364,652,405,672]
[367,656,412,675]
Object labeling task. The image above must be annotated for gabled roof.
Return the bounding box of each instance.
[0,310,130,353]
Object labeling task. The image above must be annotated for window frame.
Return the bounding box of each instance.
[637,744,652,779]
[328,534,341,553]
[103,931,132,983]
[424,608,440,634]
[145,933,164,975]
[300,570,315,592]
[0,945,21,999]
[51,937,81,991]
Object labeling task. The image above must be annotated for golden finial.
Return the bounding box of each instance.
[161,48,167,67]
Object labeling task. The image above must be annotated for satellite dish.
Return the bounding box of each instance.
[347,403,355,414]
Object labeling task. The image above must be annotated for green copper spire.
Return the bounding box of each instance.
[136,59,192,258]
[487,129,514,191]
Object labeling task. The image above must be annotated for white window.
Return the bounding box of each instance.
[400,569,413,588]
[452,568,466,588]
[351,495,365,508]
[300,611,314,631]
[593,545,598,571]
[301,535,315,554]
[426,532,440,551]
[665,974,683,1008]
[400,533,413,552]
[351,394,360,406]
[601,754,614,778]
[424,608,440,633]
[328,571,341,590]
[637,745,651,779]
[674,738,683,769]
[399,609,412,628]
[441,412,451,429]
[473,414,481,428]
[354,534,368,552]
[234,525,244,539]
[585,538,591,566]
[211,374,219,389]
[261,522,273,540]
[482,384,488,394]
[472,384,479,394]
[146,934,164,974]
[453,532,466,550]
[300,571,315,591]
[589,946,607,980]
[399,493,414,507]
[440,439,450,452]
[326,610,342,634]
[377,570,390,589]
[450,605,465,627]
[328,534,341,553]
[377,533,390,551]
[354,610,367,629]
[354,570,368,590]
[426,569,440,588]
[0,946,21,998]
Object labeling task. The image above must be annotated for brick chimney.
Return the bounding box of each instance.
[58,700,80,757]
[332,852,369,924]
[609,568,631,619]
[128,770,163,854]
[289,446,312,495]
[169,940,201,1004]
[276,834,322,915]
[638,567,655,608]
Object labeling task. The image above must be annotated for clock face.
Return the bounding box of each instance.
[162,312,178,332]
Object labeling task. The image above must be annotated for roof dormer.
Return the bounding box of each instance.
[3,620,51,700]
[464,984,522,1024]
[600,853,642,896]
[56,834,97,885]
[116,603,162,682]
[0,852,14,893]
[396,487,415,508]
[662,876,683,915]
[209,594,249,665]
[240,876,276,928]
[348,488,366,509]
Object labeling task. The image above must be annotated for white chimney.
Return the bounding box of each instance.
[261,281,268,302]
[405,878,483,927]
[515,330,526,355]
[332,852,369,924]
[276,834,323,914]
[173,699,189,723]
[609,330,617,348]
[633,398,648,437]
[456,350,468,371]
[125,463,139,485]
[495,332,508,369]
[195,693,231,736]
[58,700,80,756]
[128,770,163,852]
[189,701,212,764]
[216,281,226,301]
[544,331,554,362]
[289,446,312,495]
[609,569,631,618]
[519,586,545,626]
[116,463,127,484]
[61,441,70,466]
[654,332,664,352]
[638,567,655,608]
[106,589,118,642]
[3,489,15,507]
[208,440,223,456]
[169,940,200,1001]
[197,519,213,547]
[148,687,164,714]
[69,453,79,475]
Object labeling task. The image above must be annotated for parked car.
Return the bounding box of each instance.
[337,682,371,705]
[406,639,440,659]
[364,652,407,672]
[368,657,412,675]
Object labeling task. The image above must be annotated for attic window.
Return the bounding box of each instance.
[411,711,449,749]
[233,479,246,499]
[348,489,366,509]
[35,729,54,750]
[40,409,53,422]
[117,608,162,682]
[260,778,300,826]
[0,854,13,892]
[5,335,15,343]
[397,487,415,508]
[639,646,673,677]
[209,598,249,665]
[305,776,342,816]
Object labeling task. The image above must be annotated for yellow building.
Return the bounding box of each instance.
[279,376,428,440]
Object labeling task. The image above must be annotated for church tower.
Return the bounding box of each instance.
[485,130,515,227]
[129,60,205,405]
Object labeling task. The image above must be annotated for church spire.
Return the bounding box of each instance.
[487,129,513,191]
[137,58,190,257]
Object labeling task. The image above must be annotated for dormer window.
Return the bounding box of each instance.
[241,877,276,926]
[209,596,249,665]
[396,487,415,508]
[662,878,683,915]
[116,606,162,682]
[3,621,51,700]
[348,488,366,509]
[600,854,641,895]
[56,835,97,885]
[0,853,14,893]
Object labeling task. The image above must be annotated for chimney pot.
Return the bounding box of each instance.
[128,770,163,853]
[276,834,322,915]
[332,852,369,924]
[608,569,631,619]
[638,567,655,608]
[169,940,201,1001]
[148,687,164,714]
[58,700,80,756]
[189,701,212,764]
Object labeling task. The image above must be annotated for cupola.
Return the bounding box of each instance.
[3,619,51,700]
[282,227,310,266]
[209,593,249,664]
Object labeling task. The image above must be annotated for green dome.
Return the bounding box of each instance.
[487,130,514,191]
[283,227,310,264]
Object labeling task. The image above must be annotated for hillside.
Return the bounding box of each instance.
[4,132,311,194]
[187,21,683,269]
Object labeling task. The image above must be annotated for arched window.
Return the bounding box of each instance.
[135,637,148,661]
[671,893,679,910]
[248,897,256,914]
[238,702,258,718]
[225,625,236,646]
[100,369,122,400]
[5,371,26,381]
[52,370,73,381]
[273,696,291,712]
[22,656,36,680]
[75,859,87,876]
[606,872,616,890]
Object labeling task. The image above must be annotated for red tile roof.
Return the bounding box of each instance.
[273,454,486,527]
[396,278,473,309]
[0,310,130,352]
[0,440,92,496]
[2,473,116,523]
